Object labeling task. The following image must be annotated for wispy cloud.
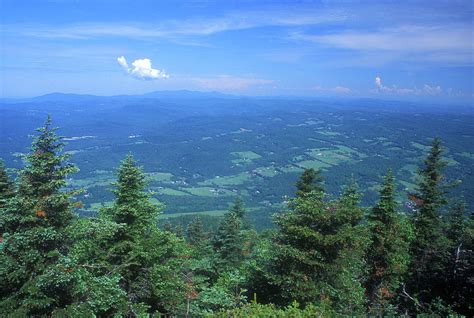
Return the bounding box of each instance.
[313,85,352,94]
[291,24,473,64]
[11,8,346,40]
[292,25,471,51]
[374,76,442,96]
[117,56,169,80]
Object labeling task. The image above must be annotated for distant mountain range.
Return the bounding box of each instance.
[0,90,238,103]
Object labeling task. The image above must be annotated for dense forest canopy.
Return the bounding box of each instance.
[0,117,472,316]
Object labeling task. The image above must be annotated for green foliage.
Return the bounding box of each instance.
[229,197,246,218]
[407,138,453,313]
[295,168,324,197]
[96,153,189,316]
[187,216,207,245]
[213,199,249,271]
[444,202,474,315]
[1,118,472,316]
[270,179,369,313]
[0,159,14,210]
[0,116,79,315]
[208,301,334,318]
[366,169,412,314]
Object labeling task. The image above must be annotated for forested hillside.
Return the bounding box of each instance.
[1,117,472,316]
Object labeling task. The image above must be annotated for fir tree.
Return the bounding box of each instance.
[213,206,244,270]
[295,168,324,197]
[0,116,78,315]
[271,183,368,313]
[408,138,452,312]
[0,159,14,209]
[229,197,246,219]
[444,202,474,315]
[187,216,206,246]
[366,169,412,314]
[104,153,160,236]
[99,154,188,316]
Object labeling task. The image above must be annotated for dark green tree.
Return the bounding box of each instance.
[366,169,412,314]
[295,168,324,197]
[270,183,368,313]
[444,202,474,315]
[187,216,206,246]
[213,204,245,270]
[98,154,188,316]
[229,197,246,219]
[407,138,452,313]
[0,116,78,315]
[0,159,15,209]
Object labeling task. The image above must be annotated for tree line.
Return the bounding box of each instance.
[0,117,472,317]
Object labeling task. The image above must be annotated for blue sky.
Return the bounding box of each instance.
[0,0,472,102]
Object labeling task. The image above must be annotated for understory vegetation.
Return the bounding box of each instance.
[1,117,472,317]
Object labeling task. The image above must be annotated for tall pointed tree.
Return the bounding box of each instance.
[0,116,78,315]
[408,138,451,312]
[187,216,206,246]
[99,154,187,316]
[0,159,15,239]
[0,159,15,209]
[229,197,246,219]
[270,181,368,313]
[103,153,160,236]
[444,202,474,315]
[295,168,324,197]
[213,199,246,270]
[366,169,412,314]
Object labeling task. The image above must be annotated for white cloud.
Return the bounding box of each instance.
[374,76,442,96]
[313,85,352,94]
[422,84,442,95]
[117,56,128,70]
[117,56,169,80]
[375,76,382,88]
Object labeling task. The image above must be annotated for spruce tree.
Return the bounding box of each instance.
[187,216,206,246]
[0,159,14,209]
[0,116,78,315]
[271,183,368,313]
[99,154,188,315]
[408,138,451,312]
[229,197,246,219]
[366,169,412,314]
[295,168,324,197]
[0,159,15,239]
[444,202,474,315]
[213,201,245,270]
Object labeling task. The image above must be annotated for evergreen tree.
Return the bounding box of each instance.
[229,197,246,219]
[213,201,245,270]
[407,138,452,312]
[366,169,412,314]
[0,159,14,209]
[98,154,188,316]
[271,184,368,313]
[295,168,324,197]
[187,216,206,246]
[0,116,78,315]
[444,202,474,315]
[103,153,160,236]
